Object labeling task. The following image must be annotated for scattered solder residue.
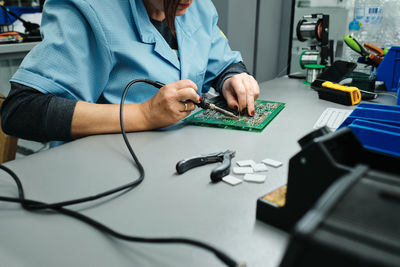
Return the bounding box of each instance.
[184,97,285,132]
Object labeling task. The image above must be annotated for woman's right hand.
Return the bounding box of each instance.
[70,80,200,138]
[140,79,201,129]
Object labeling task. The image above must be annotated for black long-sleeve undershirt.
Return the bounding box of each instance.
[1,19,248,143]
[1,83,76,142]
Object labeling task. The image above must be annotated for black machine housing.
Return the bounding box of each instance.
[256,127,400,266]
[256,127,400,231]
[279,165,400,267]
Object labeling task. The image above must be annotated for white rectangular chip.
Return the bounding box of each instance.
[233,167,254,174]
[236,160,256,167]
[253,163,268,172]
[244,174,266,183]
[222,175,243,186]
[262,158,283,168]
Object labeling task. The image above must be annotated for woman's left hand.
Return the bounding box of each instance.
[221,73,260,116]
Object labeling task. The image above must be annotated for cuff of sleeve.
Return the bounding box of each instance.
[11,68,79,99]
[45,97,77,141]
[214,61,249,94]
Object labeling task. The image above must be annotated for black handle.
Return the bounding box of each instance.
[196,98,210,110]
[176,156,214,174]
[210,153,233,183]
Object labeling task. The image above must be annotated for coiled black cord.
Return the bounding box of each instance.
[0,79,242,267]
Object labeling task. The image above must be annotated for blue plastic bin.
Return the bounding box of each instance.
[339,103,400,157]
[340,103,400,128]
[0,6,40,25]
[348,119,400,157]
[397,78,400,105]
[377,46,400,92]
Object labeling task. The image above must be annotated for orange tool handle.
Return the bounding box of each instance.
[364,43,384,57]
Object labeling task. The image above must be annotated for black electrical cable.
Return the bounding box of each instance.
[0,79,243,267]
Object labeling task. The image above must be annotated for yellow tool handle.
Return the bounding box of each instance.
[322,81,361,105]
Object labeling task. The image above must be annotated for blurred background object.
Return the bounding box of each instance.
[2,0,40,6]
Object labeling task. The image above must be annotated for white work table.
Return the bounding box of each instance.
[0,41,39,60]
[0,77,396,267]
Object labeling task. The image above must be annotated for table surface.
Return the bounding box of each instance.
[0,42,39,55]
[0,42,39,61]
[0,77,397,267]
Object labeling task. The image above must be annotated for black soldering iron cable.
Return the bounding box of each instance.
[0,164,239,267]
[24,80,165,210]
[0,79,242,267]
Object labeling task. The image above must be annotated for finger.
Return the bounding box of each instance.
[242,76,256,116]
[223,88,239,111]
[180,102,196,112]
[232,78,247,112]
[246,92,255,116]
[176,87,201,103]
[243,75,258,116]
[171,79,198,91]
[250,76,260,100]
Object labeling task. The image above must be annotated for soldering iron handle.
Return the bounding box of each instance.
[196,98,210,110]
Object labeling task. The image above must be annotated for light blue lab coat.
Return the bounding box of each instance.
[11,0,242,104]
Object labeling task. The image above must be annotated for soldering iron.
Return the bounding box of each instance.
[149,80,239,119]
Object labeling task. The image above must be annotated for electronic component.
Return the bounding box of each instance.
[243,174,266,183]
[261,158,283,168]
[233,167,254,174]
[253,163,268,172]
[184,97,285,132]
[312,80,361,106]
[236,160,256,167]
[222,175,243,186]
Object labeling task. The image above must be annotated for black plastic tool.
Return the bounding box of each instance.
[176,150,235,183]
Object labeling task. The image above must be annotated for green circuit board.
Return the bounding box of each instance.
[184,97,285,132]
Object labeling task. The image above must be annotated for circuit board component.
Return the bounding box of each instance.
[184,97,285,132]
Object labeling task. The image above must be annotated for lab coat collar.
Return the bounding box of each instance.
[131,0,201,40]
[130,0,154,44]
[130,0,180,69]
[175,5,201,39]
[129,0,201,70]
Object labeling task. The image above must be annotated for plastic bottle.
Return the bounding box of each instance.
[354,0,366,28]
[346,0,384,73]
[349,20,361,39]
[358,0,384,46]
[380,0,400,49]
[344,0,365,69]
[345,20,362,65]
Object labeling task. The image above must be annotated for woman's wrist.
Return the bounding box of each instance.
[125,102,153,131]
[70,101,152,138]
